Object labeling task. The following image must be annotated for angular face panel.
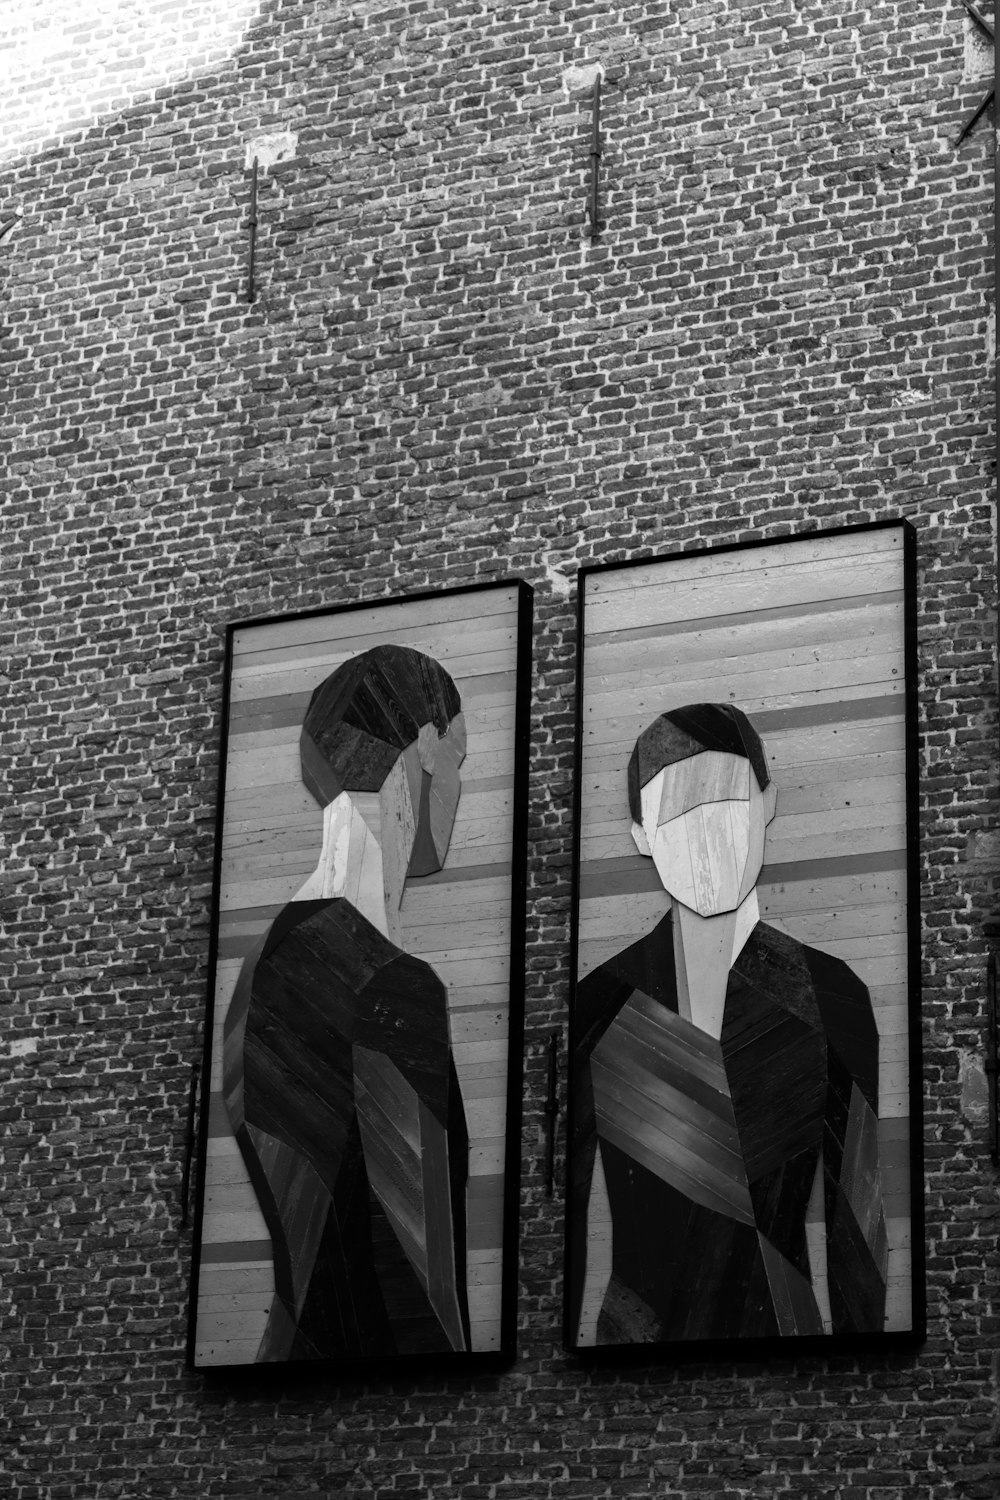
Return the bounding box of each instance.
[635,751,776,916]
[569,524,920,1355]
[189,583,532,1369]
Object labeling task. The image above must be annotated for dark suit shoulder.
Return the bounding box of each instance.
[748,922,879,1109]
[576,912,678,1058]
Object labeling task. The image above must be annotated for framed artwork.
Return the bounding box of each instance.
[187,581,532,1368]
[566,522,923,1355]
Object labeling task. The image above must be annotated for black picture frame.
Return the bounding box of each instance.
[187,580,533,1370]
[565,521,924,1358]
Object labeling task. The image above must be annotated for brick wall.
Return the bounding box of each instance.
[2,0,998,1495]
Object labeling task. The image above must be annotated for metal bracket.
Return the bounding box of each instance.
[956,1,995,145]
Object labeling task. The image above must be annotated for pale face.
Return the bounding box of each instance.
[631,749,777,917]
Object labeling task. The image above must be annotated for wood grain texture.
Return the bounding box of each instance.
[575,528,914,1341]
[193,586,524,1366]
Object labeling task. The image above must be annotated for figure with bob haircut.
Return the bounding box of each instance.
[569,702,888,1347]
[223,644,471,1362]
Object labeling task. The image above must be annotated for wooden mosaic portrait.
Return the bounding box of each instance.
[188,582,532,1368]
[566,523,922,1354]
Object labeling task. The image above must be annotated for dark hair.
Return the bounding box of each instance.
[627,703,770,822]
[300,644,461,806]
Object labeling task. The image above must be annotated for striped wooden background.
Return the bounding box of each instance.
[193,586,524,1366]
[577,526,914,1334]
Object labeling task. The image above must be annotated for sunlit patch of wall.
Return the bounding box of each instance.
[0,0,262,165]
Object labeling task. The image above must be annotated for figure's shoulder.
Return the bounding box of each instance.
[256,897,414,1001]
[580,911,676,997]
[576,913,678,1054]
[749,921,870,1002]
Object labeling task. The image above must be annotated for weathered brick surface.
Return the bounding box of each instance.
[1,0,998,1495]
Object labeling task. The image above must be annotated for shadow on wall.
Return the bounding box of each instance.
[1,0,265,166]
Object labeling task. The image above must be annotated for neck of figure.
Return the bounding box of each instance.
[670,888,760,1041]
[293,787,410,947]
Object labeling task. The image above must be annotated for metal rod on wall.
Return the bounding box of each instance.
[179,1061,200,1227]
[544,1031,559,1196]
[247,156,259,304]
[589,76,602,240]
[988,953,999,1164]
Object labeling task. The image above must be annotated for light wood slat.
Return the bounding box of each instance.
[468,1259,503,1289]
[454,1074,509,1103]
[451,1009,509,1044]
[204,1154,265,1188]
[195,1310,268,1345]
[879,1033,910,1068]
[201,1208,271,1245]
[584,642,903,709]
[585,607,904,670]
[196,1338,268,1367]
[763,751,905,791]
[454,1056,509,1084]
[764,771,904,818]
[231,588,521,661]
[204,1182,273,1215]
[585,529,902,603]
[584,559,904,636]
[464,1098,507,1138]
[232,633,519,686]
[198,1264,273,1293]
[402,893,513,929]
[587,593,902,665]
[758,872,906,915]
[199,1292,273,1316]
[413,925,511,960]
[228,642,520,689]
[454,984,512,1012]
[469,1142,506,1174]
[584,533,902,617]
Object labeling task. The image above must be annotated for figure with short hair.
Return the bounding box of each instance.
[569,703,888,1346]
[224,645,470,1361]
